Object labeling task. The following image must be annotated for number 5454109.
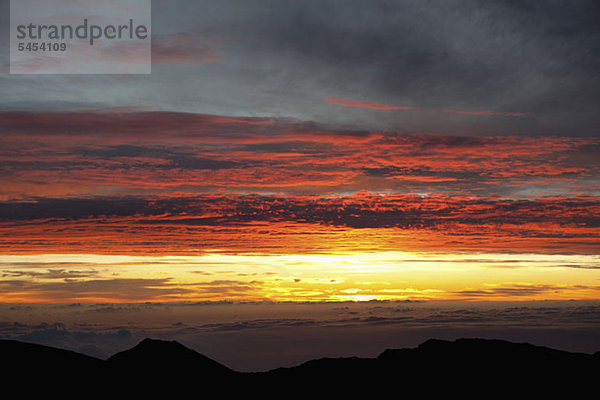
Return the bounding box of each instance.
[18,42,67,51]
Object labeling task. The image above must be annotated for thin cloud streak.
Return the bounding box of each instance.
[324,97,417,111]
[444,109,528,117]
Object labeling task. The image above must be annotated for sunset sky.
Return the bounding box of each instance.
[1,0,599,366]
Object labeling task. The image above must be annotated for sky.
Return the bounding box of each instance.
[0,0,599,366]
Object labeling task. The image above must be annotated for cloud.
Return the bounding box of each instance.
[200,318,320,332]
[185,280,266,297]
[443,109,527,117]
[324,97,417,111]
[152,33,220,63]
[2,194,599,229]
[555,264,600,270]
[2,269,100,280]
[1,194,598,254]
[0,110,597,200]
[0,274,270,302]
[453,284,600,299]
[6,324,137,359]
[1,1,599,136]
[0,278,193,302]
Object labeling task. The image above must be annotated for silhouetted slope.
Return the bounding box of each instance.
[3,337,597,394]
[251,338,597,394]
[107,338,233,374]
[379,338,595,371]
[375,338,596,391]
[2,339,103,389]
[2,339,102,371]
[259,356,376,381]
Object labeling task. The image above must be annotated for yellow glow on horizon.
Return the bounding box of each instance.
[0,251,598,303]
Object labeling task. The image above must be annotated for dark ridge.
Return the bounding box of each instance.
[3,337,597,394]
[1,339,104,389]
[1,339,103,370]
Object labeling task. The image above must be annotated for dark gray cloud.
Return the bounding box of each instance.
[2,195,599,231]
[217,0,600,135]
[141,0,600,135]
[1,0,598,136]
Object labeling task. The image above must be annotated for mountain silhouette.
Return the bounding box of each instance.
[107,338,233,377]
[3,337,597,395]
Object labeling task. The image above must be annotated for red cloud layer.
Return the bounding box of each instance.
[1,110,597,200]
[1,194,598,255]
